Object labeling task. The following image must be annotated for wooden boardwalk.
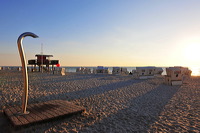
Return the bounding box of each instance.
[3,100,85,127]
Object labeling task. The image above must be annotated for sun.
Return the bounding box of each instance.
[183,43,200,63]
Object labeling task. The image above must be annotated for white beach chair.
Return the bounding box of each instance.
[136,67,155,79]
[61,68,66,76]
[121,67,129,75]
[93,68,97,74]
[154,67,163,75]
[136,67,148,79]
[173,66,192,83]
[95,66,109,74]
[165,67,182,85]
[103,67,109,74]
[96,66,104,74]
[76,67,85,74]
[112,67,121,75]
[84,68,91,74]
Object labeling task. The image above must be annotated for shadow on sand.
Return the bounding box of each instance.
[80,85,180,132]
[30,78,145,102]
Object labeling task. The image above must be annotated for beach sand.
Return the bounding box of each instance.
[0,71,199,132]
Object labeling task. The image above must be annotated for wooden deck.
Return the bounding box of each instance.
[3,100,85,127]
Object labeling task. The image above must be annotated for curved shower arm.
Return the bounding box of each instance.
[17,32,38,114]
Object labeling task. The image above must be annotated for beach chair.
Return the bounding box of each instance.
[61,68,66,76]
[84,68,91,74]
[103,67,109,74]
[165,67,182,85]
[154,67,163,75]
[96,66,104,73]
[76,67,91,74]
[136,67,155,79]
[174,66,192,83]
[121,67,129,75]
[76,67,84,74]
[95,66,109,74]
[112,67,121,75]
[136,67,148,79]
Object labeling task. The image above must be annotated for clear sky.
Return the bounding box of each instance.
[1,0,200,67]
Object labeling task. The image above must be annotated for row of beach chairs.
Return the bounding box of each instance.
[134,67,163,79]
[76,67,92,74]
[0,67,22,71]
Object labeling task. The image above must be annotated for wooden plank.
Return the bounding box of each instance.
[43,103,65,116]
[38,103,59,117]
[8,106,29,126]
[3,100,85,127]
[27,106,43,121]
[14,106,37,124]
[27,105,45,121]
[28,104,51,120]
[51,100,74,113]
[4,107,22,126]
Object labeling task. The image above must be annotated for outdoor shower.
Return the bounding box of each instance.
[17,32,39,114]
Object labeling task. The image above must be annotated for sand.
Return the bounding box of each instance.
[0,71,199,133]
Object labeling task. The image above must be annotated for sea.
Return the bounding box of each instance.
[1,66,200,76]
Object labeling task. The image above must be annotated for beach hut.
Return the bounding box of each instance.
[53,67,66,75]
[136,67,147,76]
[92,68,97,74]
[173,66,192,83]
[61,68,66,76]
[76,67,91,74]
[136,67,148,79]
[165,67,182,85]
[112,67,129,75]
[146,67,155,77]
[95,66,109,74]
[112,67,121,75]
[96,66,104,73]
[174,66,192,76]
[136,67,155,79]
[154,67,163,75]
[132,69,137,74]
[103,67,109,74]
[76,67,85,74]
[121,67,129,75]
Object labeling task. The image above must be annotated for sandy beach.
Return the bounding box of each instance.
[0,71,199,133]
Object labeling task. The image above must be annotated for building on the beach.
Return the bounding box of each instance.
[112,67,129,75]
[28,54,59,72]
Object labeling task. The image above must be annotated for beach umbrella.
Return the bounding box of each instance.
[17,32,39,114]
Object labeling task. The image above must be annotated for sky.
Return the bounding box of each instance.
[1,0,200,67]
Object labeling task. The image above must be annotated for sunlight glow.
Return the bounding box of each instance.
[189,67,200,76]
[183,43,200,65]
